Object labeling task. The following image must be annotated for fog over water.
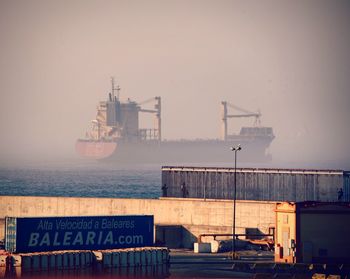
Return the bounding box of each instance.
[0,0,350,170]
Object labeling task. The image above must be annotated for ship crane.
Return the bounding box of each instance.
[137,97,162,142]
[221,101,261,141]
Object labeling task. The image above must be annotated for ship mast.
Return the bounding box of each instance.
[111,77,121,101]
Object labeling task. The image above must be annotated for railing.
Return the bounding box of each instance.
[197,233,274,244]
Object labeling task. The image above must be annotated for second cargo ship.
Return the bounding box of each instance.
[76,78,275,164]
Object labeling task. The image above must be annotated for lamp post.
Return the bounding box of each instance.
[230,144,241,259]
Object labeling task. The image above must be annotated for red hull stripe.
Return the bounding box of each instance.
[75,141,117,159]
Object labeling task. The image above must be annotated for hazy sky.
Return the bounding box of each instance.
[1,0,349,168]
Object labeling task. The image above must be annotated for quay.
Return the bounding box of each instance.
[2,248,348,278]
[1,166,350,277]
[169,250,348,278]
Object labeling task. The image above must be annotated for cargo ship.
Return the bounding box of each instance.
[76,79,275,163]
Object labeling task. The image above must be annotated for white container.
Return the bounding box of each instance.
[194,242,211,253]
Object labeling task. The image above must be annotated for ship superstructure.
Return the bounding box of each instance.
[84,78,161,143]
[76,79,275,163]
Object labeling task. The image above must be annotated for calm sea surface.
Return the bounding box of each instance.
[0,161,162,199]
[1,157,347,199]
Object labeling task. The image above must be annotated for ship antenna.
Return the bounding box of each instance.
[111,77,121,101]
[116,85,121,100]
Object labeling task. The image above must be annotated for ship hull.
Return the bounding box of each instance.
[76,138,272,164]
[75,140,117,159]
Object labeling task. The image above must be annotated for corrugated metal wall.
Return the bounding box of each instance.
[344,172,350,202]
[162,167,347,202]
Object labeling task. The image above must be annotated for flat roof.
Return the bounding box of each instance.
[162,166,345,175]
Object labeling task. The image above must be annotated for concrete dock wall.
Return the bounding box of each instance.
[0,196,275,248]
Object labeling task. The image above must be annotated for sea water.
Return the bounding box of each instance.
[0,161,162,198]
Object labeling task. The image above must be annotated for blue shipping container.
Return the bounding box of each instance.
[5,215,154,253]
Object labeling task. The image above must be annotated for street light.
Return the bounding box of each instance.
[230,144,241,259]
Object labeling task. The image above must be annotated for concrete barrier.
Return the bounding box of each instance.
[156,248,163,264]
[92,251,103,263]
[140,249,146,265]
[145,249,152,265]
[162,248,170,262]
[49,254,55,269]
[41,254,49,270]
[56,253,63,269]
[68,253,75,269]
[210,240,220,253]
[102,252,112,268]
[134,250,141,266]
[4,247,170,275]
[80,252,86,267]
[62,252,69,268]
[11,254,21,267]
[151,250,157,265]
[119,250,128,267]
[0,255,7,268]
[112,251,120,267]
[74,252,80,268]
[21,254,31,271]
[32,254,40,270]
[128,250,135,267]
[87,251,93,266]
